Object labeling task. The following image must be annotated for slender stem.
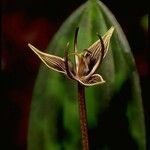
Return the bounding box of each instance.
[78,82,89,150]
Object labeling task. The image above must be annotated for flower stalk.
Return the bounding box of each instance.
[78,83,89,150]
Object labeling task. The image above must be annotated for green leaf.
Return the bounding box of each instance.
[28,0,146,150]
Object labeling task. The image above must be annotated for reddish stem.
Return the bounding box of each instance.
[78,82,89,150]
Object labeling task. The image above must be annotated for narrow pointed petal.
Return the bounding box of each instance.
[28,43,67,74]
[86,26,114,59]
[64,42,76,79]
[101,26,115,57]
[77,74,105,86]
[74,27,79,72]
[84,27,114,79]
[97,34,105,65]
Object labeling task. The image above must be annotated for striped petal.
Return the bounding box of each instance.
[84,27,114,80]
[28,43,67,74]
[77,74,105,86]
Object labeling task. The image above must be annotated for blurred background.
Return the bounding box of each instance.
[1,0,148,150]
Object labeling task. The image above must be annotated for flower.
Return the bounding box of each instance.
[28,27,114,86]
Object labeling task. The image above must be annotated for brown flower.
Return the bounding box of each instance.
[28,27,114,86]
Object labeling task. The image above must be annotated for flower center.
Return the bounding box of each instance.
[68,52,89,78]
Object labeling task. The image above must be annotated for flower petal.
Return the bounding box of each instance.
[101,26,115,57]
[28,43,67,74]
[64,42,76,79]
[86,26,114,59]
[84,26,114,79]
[77,74,105,86]
[74,27,79,72]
